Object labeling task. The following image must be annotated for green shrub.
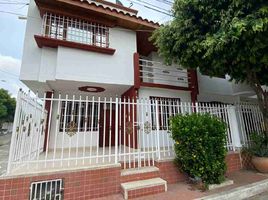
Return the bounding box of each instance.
[247,132,268,157]
[170,113,227,185]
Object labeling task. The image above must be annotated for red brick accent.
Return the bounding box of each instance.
[121,171,160,183]
[225,152,242,173]
[155,160,187,184]
[0,166,121,200]
[125,185,165,199]
[241,151,255,170]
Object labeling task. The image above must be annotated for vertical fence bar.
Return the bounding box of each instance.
[115,97,119,164]
[155,100,161,160]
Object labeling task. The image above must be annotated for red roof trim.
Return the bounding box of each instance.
[34,35,116,55]
[85,0,138,14]
[36,0,160,29]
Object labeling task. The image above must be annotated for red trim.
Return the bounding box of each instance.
[140,82,192,91]
[37,5,116,27]
[43,91,53,152]
[34,35,116,55]
[133,52,141,89]
[92,0,138,14]
[35,0,159,30]
[188,69,199,103]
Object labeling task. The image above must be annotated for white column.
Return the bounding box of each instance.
[227,105,242,150]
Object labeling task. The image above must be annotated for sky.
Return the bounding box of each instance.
[0,0,172,97]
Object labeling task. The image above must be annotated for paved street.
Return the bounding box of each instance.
[247,191,268,200]
[0,134,11,176]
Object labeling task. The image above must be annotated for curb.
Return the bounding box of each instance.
[195,179,268,200]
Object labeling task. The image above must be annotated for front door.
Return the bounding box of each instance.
[99,104,116,147]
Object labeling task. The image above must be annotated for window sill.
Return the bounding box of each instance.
[34,35,116,55]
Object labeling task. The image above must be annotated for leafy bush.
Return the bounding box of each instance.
[170,113,227,185]
[247,133,268,157]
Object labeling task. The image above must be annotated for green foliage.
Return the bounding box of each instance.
[170,113,227,185]
[152,0,268,85]
[0,89,16,127]
[246,132,268,157]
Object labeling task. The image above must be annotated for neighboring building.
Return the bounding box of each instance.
[1,0,261,199]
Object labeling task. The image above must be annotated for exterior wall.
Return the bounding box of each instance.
[138,87,191,149]
[197,71,255,103]
[0,153,242,199]
[0,165,121,200]
[138,87,191,102]
[20,0,136,89]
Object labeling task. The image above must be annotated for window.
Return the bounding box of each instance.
[150,97,181,130]
[43,13,109,48]
[59,101,99,132]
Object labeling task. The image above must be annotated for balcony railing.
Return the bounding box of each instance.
[139,58,190,88]
[41,12,110,48]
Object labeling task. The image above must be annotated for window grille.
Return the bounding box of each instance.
[42,12,110,48]
[150,97,181,130]
[59,101,99,132]
[30,179,63,200]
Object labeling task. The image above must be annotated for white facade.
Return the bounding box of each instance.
[20,0,136,94]
[197,71,255,103]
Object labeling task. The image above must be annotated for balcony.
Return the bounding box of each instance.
[134,54,193,90]
[34,12,116,55]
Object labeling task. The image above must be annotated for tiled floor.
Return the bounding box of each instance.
[95,170,268,200]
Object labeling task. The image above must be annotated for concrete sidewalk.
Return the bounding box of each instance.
[0,134,11,176]
[95,170,268,200]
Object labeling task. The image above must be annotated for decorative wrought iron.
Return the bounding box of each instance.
[66,121,77,137]
[126,121,133,135]
[143,121,152,134]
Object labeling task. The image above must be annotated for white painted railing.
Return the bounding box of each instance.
[7,91,264,175]
[139,58,189,87]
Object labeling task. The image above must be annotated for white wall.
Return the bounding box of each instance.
[48,100,99,150]
[197,71,254,103]
[138,87,191,102]
[20,0,136,90]
[137,87,190,149]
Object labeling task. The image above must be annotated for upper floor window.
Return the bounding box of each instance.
[42,13,110,48]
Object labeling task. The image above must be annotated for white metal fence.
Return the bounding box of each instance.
[7,91,265,175]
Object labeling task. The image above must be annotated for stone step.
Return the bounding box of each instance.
[121,177,167,199]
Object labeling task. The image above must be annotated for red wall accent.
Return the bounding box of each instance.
[43,91,52,151]
[188,69,199,103]
[0,152,242,199]
[133,52,141,89]
[0,166,121,200]
[34,35,116,55]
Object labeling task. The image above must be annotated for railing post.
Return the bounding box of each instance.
[7,90,22,174]
[115,97,119,164]
[227,105,242,151]
[155,100,161,160]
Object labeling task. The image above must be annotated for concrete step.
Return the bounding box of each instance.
[121,177,167,199]
[121,166,160,183]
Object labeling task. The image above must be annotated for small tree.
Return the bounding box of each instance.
[152,0,268,134]
[0,89,16,129]
[170,113,227,185]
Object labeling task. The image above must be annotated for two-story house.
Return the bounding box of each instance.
[1,0,259,199]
